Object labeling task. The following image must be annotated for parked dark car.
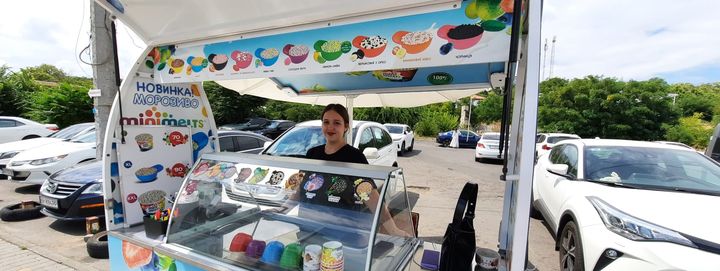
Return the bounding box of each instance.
[38,131,272,220]
[436,130,480,148]
[219,117,270,131]
[254,120,295,139]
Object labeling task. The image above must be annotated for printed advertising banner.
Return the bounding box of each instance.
[106,78,217,228]
[117,126,193,226]
[149,0,513,84]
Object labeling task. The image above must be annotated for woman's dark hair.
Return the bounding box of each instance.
[321,104,350,125]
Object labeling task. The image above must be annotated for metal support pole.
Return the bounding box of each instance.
[90,0,119,159]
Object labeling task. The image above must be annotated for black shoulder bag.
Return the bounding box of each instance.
[439,182,478,271]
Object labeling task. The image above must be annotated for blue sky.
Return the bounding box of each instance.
[0,0,718,85]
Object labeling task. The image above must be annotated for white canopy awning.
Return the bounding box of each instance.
[217,79,489,107]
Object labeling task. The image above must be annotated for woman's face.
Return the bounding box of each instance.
[322,110,347,144]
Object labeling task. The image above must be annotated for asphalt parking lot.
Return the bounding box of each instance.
[0,137,557,270]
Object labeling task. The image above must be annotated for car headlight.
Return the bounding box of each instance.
[82,182,104,194]
[29,154,68,165]
[0,151,19,159]
[587,196,696,248]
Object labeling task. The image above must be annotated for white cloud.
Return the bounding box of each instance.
[541,0,720,82]
[0,0,717,84]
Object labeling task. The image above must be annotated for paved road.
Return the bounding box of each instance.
[403,138,557,271]
[0,138,557,271]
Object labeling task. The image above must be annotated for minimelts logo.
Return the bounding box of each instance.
[120,107,204,128]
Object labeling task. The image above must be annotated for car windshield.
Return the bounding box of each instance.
[385,125,403,134]
[70,131,96,143]
[482,134,500,140]
[264,125,358,157]
[266,121,280,128]
[584,146,720,195]
[49,124,92,139]
[547,136,578,144]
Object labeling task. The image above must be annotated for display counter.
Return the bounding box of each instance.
[109,152,419,271]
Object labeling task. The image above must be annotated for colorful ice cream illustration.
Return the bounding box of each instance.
[304,173,324,192]
[392,30,432,55]
[313,40,351,63]
[437,24,484,51]
[285,172,305,191]
[255,48,279,67]
[267,170,285,185]
[354,179,373,202]
[247,167,269,184]
[145,45,175,71]
[283,44,310,65]
[192,161,210,176]
[134,133,153,152]
[166,163,189,178]
[231,50,253,70]
[163,131,189,146]
[192,132,209,162]
[351,35,388,61]
[235,168,252,183]
[186,56,208,75]
[208,53,229,72]
[135,164,164,183]
[326,176,348,199]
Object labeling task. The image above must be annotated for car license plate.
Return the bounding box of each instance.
[489,145,499,149]
[40,196,58,209]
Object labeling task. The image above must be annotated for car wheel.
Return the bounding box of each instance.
[441,140,449,147]
[559,221,585,271]
[529,195,542,219]
[475,157,481,162]
[86,231,109,259]
[408,139,414,152]
[0,202,44,222]
[399,142,405,156]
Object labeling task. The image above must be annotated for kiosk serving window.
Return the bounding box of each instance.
[165,153,418,271]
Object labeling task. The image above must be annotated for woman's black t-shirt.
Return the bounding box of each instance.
[305,144,369,164]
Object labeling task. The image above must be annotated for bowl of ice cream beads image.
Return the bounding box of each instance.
[254,48,280,67]
[282,44,310,65]
[437,24,485,52]
[168,58,185,74]
[134,133,153,152]
[186,56,208,74]
[231,50,253,71]
[313,40,351,63]
[135,164,164,183]
[207,53,229,71]
[392,30,433,54]
[351,35,388,61]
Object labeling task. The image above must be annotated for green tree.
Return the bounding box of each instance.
[203,81,267,125]
[260,100,323,122]
[354,107,422,125]
[473,91,504,124]
[664,113,714,149]
[24,83,94,127]
[538,76,678,140]
[20,64,67,82]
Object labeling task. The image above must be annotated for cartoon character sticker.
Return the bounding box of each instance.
[326,176,348,203]
[304,173,324,199]
[267,170,285,186]
[285,172,305,192]
[235,168,252,183]
[247,167,269,184]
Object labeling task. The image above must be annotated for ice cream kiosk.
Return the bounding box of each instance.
[95,0,541,270]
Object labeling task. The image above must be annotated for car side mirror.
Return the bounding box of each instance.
[362,147,380,159]
[403,131,408,135]
[547,164,571,178]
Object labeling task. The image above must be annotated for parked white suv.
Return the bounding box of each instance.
[533,139,720,270]
[535,133,580,159]
[384,123,415,155]
[0,116,58,144]
[263,120,398,167]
